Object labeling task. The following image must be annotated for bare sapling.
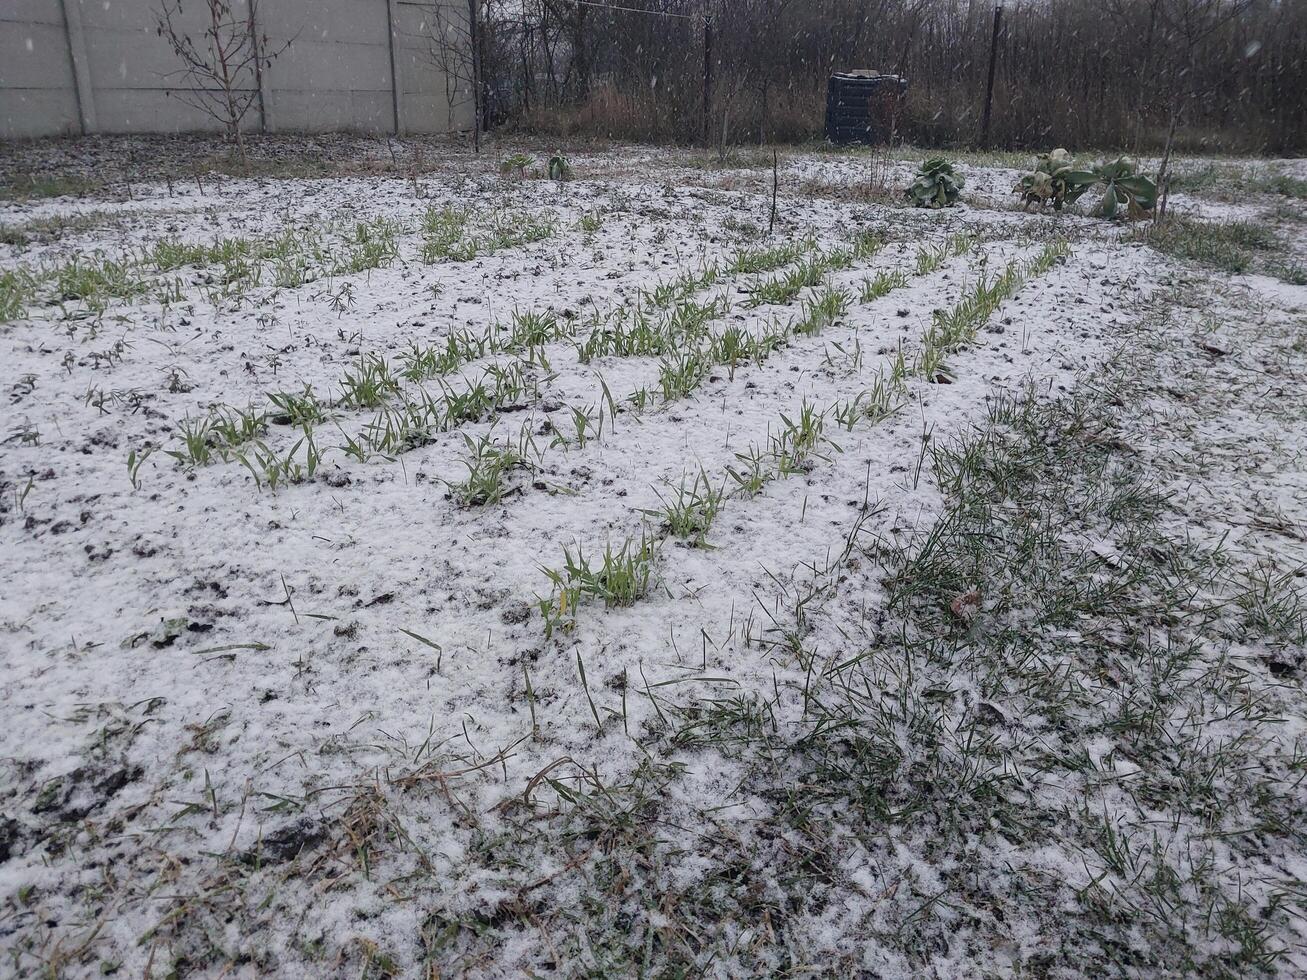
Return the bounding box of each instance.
[155,0,291,166]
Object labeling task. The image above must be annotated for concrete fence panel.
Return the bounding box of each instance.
[393,0,475,136]
[0,0,81,138]
[0,0,470,139]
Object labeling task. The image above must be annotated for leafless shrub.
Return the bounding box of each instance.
[154,0,291,165]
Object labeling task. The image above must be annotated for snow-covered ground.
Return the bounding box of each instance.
[2,141,1306,977]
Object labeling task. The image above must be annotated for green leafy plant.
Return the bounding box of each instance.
[905,158,964,208]
[1012,148,1079,210]
[1014,150,1157,219]
[500,153,532,178]
[549,154,572,182]
[269,386,329,427]
[0,269,36,321]
[538,531,659,636]
[794,285,850,335]
[1078,155,1158,219]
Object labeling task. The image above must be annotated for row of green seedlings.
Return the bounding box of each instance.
[740,232,883,308]
[577,234,881,386]
[397,307,572,383]
[571,237,818,363]
[150,351,549,489]
[6,202,565,322]
[916,240,1070,382]
[147,407,323,492]
[327,243,852,482]
[530,236,1032,638]
[0,218,407,321]
[419,205,556,264]
[629,232,975,411]
[741,227,972,311]
[143,232,976,488]
[558,230,871,368]
[270,237,988,568]
[534,379,903,638]
[428,232,983,499]
[347,359,549,462]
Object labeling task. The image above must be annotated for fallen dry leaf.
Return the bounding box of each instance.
[949,588,982,621]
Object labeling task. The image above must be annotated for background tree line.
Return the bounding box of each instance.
[466,0,1304,154]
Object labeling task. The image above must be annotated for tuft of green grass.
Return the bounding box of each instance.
[1267,260,1307,285]
[657,347,714,401]
[644,468,727,547]
[268,386,329,427]
[337,355,401,410]
[539,531,660,636]
[0,173,104,201]
[794,285,850,336]
[1,210,122,247]
[770,398,839,474]
[165,416,215,468]
[1259,173,1307,199]
[445,433,531,507]
[0,268,37,321]
[744,258,824,308]
[727,240,808,275]
[52,254,149,306]
[1141,217,1280,274]
[920,240,1068,361]
[859,268,909,303]
[421,207,555,264]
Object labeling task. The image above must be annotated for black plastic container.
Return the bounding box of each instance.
[825,72,908,145]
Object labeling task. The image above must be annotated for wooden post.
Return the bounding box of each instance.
[701,15,713,147]
[980,4,1003,148]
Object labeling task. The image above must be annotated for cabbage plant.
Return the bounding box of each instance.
[1014,150,1158,218]
[1012,148,1078,209]
[1081,156,1158,218]
[905,158,964,208]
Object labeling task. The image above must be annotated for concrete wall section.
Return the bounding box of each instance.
[0,1,81,138]
[78,0,252,133]
[261,0,395,133]
[393,0,475,134]
[0,0,471,138]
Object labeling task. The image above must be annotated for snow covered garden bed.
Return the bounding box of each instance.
[2,140,1306,977]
